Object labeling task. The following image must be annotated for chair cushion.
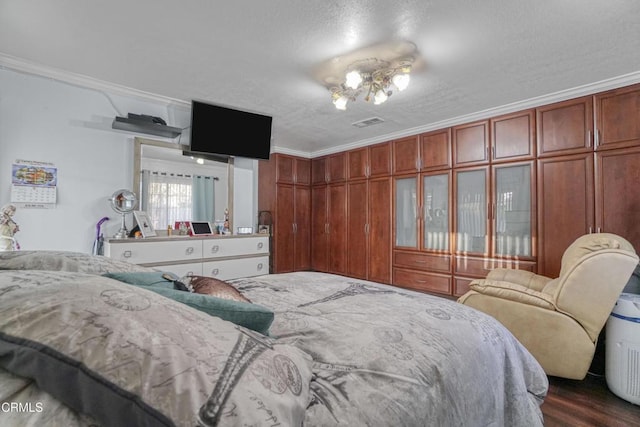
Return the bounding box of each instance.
[469,279,555,310]
[486,268,552,291]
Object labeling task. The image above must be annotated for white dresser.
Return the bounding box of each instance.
[104,235,269,280]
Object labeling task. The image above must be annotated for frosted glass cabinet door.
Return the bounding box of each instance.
[395,176,418,247]
[456,169,487,254]
[423,173,449,250]
[494,164,532,257]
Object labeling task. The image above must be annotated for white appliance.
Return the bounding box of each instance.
[606,293,640,405]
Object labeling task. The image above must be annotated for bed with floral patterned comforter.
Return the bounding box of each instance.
[0,251,548,426]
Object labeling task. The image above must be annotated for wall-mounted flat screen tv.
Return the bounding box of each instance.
[188,100,272,160]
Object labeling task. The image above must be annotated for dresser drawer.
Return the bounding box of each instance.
[159,262,203,278]
[107,240,203,264]
[202,236,269,259]
[393,268,452,295]
[394,251,451,273]
[202,256,270,280]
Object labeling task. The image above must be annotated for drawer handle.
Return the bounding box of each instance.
[123,250,132,258]
[210,268,219,276]
[257,263,264,270]
[185,247,195,255]
[211,245,220,253]
[413,260,426,264]
[257,242,264,249]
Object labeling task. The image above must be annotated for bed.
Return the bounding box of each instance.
[0,251,548,426]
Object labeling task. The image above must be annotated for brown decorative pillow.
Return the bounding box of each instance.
[179,275,251,303]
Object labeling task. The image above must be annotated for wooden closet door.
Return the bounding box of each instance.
[453,121,490,167]
[393,135,420,174]
[275,184,295,272]
[369,141,392,177]
[420,129,451,171]
[347,180,368,279]
[311,185,328,272]
[537,154,594,277]
[595,84,640,150]
[328,183,347,274]
[536,96,593,157]
[347,147,368,180]
[491,110,535,162]
[368,177,392,284]
[596,147,640,254]
[294,185,311,270]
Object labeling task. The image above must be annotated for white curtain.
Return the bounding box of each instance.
[192,175,216,222]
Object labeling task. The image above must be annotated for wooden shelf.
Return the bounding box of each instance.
[112,116,182,138]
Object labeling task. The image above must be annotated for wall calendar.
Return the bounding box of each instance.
[10,159,58,209]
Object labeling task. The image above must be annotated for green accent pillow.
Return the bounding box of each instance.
[103,271,176,289]
[103,272,274,335]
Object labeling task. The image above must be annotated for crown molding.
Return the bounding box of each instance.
[0,53,190,107]
[308,70,640,158]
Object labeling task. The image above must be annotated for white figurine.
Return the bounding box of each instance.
[0,204,20,251]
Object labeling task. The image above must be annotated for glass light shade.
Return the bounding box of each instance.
[392,73,410,91]
[373,89,388,105]
[333,95,348,110]
[345,70,363,89]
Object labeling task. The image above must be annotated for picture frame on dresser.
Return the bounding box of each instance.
[133,210,156,237]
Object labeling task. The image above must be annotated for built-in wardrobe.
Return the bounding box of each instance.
[258,82,640,297]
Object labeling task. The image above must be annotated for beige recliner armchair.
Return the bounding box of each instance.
[458,233,639,380]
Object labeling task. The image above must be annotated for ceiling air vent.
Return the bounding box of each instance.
[351,117,385,128]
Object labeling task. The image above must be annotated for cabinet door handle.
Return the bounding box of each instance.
[588,226,593,234]
[210,245,219,254]
[257,263,264,271]
[123,250,132,258]
[594,130,600,147]
[596,227,601,233]
[587,130,592,147]
[257,242,264,249]
[186,246,195,255]
[210,268,219,276]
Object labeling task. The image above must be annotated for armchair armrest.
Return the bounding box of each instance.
[469,279,556,310]
[486,268,553,292]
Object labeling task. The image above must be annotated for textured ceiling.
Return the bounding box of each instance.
[1,0,640,157]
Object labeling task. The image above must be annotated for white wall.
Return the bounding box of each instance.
[0,67,257,252]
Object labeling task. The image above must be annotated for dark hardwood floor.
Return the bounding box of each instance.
[542,373,640,426]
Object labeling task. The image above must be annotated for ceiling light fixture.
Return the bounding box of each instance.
[329,57,414,110]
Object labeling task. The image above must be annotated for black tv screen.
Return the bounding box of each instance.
[189,100,272,160]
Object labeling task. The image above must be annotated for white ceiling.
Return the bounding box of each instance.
[1,0,640,157]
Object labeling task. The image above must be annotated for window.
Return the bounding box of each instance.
[141,170,193,230]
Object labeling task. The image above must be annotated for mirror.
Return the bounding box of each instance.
[133,137,233,233]
[109,189,138,239]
